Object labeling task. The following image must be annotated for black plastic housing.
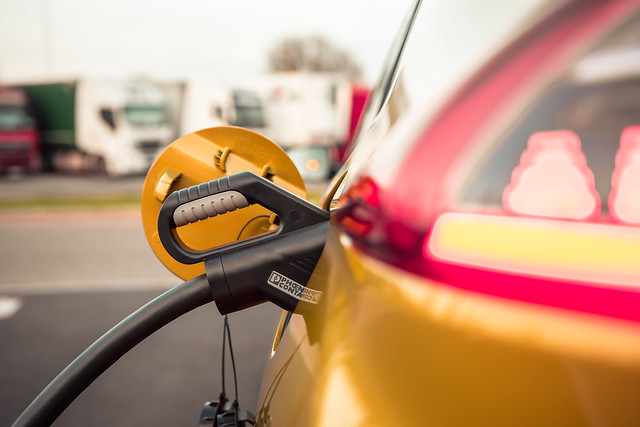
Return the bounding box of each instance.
[206,221,329,313]
[158,171,330,314]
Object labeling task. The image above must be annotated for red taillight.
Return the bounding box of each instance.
[335,176,380,239]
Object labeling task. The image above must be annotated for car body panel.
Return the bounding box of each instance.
[257,0,640,425]
[258,229,640,426]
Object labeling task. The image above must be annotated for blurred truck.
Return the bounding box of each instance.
[21,80,173,176]
[252,72,369,180]
[230,88,267,134]
[161,80,266,141]
[255,72,352,148]
[161,80,234,140]
[0,87,40,173]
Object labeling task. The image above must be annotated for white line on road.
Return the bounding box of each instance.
[0,278,181,295]
[0,296,22,319]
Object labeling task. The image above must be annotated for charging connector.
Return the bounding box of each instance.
[158,171,330,314]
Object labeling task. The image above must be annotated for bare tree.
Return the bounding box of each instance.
[268,36,361,80]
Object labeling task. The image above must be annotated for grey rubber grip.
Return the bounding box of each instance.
[172,190,249,227]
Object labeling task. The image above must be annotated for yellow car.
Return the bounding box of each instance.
[256,0,640,425]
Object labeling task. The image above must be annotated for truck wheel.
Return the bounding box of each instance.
[28,156,42,174]
[96,157,108,176]
[41,147,56,172]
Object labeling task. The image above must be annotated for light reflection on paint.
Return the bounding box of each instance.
[318,364,365,427]
[426,212,640,289]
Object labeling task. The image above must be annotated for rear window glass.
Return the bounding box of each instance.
[459,12,640,215]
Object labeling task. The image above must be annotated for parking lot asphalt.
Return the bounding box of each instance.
[0,172,327,201]
[0,171,284,425]
[0,173,146,200]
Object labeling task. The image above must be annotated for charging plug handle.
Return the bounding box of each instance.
[158,171,329,265]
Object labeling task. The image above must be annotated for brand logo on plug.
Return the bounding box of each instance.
[267,271,322,304]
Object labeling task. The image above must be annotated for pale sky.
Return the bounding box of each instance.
[0,0,414,86]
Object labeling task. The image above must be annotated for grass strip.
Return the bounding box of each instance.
[0,185,324,212]
[0,194,142,211]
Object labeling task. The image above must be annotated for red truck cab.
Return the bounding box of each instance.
[0,87,40,173]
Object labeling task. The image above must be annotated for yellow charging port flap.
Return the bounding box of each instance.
[141,126,307,280]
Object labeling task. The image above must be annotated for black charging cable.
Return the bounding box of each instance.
[221,315,239,404]
[201,217,269,426]
[12,274,213,427]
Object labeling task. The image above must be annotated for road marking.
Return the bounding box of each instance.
[0,209,141,224]
[0,296,22,319]
[0,278,180,295]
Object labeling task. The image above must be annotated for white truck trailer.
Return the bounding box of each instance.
[21,80,173,176]
[161,80,266,141]
[250,72,362,180]
[253,72,353,149]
